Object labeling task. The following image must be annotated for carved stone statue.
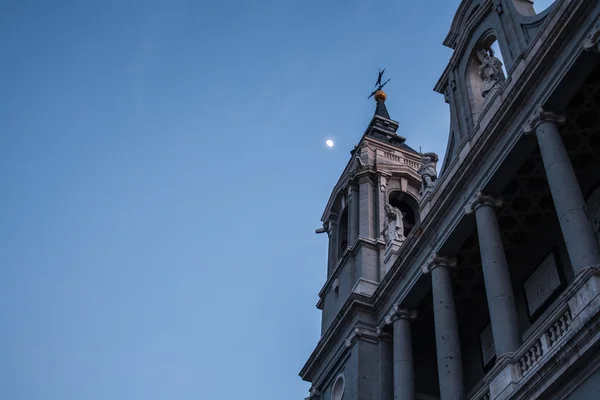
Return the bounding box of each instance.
[476,48,505,98]
[418,152,439,196]
[382,204,405,244]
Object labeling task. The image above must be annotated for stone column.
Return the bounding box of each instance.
[524,107,600,273]
[385,305,417,400]
[377,174,389,240]
[465,191,520,356]
[423,255,465,400]
[359,175,375,239]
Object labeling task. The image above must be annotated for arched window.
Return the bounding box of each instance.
[388,191,419,238]
[512,0,554,15]
[466,35,507,120]
[338,208,348,258]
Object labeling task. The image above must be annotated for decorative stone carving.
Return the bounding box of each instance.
[307,386,321,400]
[379,174,387,192]
[384,303,417,325]
[382,204,406,244]
[583,23,600,53]
[522,106,566,134]
[476,47,505,98]
[464,190,503,215]
[422,253,457,274]
[418,152,438,197]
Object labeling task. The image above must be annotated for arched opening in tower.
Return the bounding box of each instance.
[388,192,418,238]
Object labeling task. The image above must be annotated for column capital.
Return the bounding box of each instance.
[464,190,503,215]
[522,106,566,134]
[583,23,600,53]
[422,253,457,274]
[385,304,417,325]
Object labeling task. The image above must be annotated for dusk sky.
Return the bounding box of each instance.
[0,1,555,399]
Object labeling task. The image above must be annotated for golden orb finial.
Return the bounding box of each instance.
[374,90,387,102]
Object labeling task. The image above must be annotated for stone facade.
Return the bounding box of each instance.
[300,1,600,399]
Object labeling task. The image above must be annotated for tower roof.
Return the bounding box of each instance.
[362,89,418,154]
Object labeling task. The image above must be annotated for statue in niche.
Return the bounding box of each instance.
[476,47,505,98]
[382,204,406,244]
[418,152,438,196]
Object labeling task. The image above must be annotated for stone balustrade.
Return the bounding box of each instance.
[468,266,600,400]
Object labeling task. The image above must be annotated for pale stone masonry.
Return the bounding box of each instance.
[300,1,600,399]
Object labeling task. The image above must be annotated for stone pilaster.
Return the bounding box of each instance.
[423,254,465,400]
[349,183,360,246]
[385,305,417,400]
[465,191,521,357]
[523,107,600,273]
[359,174,376,240]
[378,173,389,241]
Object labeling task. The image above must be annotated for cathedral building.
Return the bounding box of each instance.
[299,1,600,399]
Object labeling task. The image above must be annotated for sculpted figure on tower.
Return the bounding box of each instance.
[476,47,505,98]
[382,204,406,244]
[418,152,439,196]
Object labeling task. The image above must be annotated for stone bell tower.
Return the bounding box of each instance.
[302,80,435,400]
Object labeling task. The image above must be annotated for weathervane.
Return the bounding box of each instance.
[367,68,391,99]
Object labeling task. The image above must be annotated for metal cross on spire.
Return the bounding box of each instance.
[368,68,391,99]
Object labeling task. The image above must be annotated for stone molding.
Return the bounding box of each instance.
[522,106,566,134]
[583,22,600,53]
[351,278,379,297]
[464,190,503,215]
[422,253,458,274]
[344,326,380,348]
[384,303,417,326]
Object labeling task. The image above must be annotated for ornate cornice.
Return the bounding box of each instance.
[464,190,503,215]
[522,106,566,134]
[422,254,458,274]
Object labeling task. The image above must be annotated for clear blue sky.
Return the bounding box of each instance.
[0,1,554,399]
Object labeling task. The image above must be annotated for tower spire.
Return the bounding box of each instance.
[368,68,391,119]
